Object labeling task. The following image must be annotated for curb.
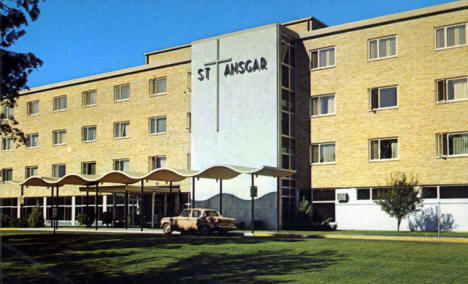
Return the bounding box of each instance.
[3,228,468,244]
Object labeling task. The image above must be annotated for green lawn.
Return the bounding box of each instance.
[2,231,468,283]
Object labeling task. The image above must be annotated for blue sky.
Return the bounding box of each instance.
[11,0,454,87]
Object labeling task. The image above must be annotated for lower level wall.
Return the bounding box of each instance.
[335,188,468,231]
[196,192,278,230]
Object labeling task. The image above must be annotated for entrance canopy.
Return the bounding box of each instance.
[78,185,181,194]
[18,164,295,187]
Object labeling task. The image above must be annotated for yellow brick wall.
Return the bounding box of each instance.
[0,62,192,198]
[303,10,468,188]
[146,46,191,64]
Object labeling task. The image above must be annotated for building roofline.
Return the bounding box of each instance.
[21,56,191,95]
[143,17,327,57]
[299,0,468,40]
[144,43,192,56]
[282,16,328,28]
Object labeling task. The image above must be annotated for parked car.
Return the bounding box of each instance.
[160,208,237,235]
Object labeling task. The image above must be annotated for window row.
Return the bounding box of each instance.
[310,23,466,70]
[0,156,168,181]
[311,132,468,164]
[310,76,468,116]
[356,185,468,200]
[2,117,169,150]
[25,77,168,116]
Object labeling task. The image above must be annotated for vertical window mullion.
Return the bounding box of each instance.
[378,139,382,159]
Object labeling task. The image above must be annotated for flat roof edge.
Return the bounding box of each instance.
[282,16,328,28]
[144,43,192,56]
[299,0,468,39]
[192,23,279,45]
[21,56,191,95]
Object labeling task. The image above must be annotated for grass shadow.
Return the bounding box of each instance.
[2,233,345,283]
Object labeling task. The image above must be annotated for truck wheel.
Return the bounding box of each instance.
[162,223,172,235]
[200,226,211,236]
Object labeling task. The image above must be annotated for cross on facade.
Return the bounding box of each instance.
[204,39,232,132]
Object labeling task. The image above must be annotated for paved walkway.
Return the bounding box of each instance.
[3,227,468,244]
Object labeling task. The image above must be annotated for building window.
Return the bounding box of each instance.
[310,94,335,116]
[114,84,130,101]
[53,95,67,111]
[82,126,96,142]
[370,138,398,160]
[149,156,166,170]
[114,121,130,138]
[435,23,466,49]
[26,133,39,148]
[81,162,96,175]
[2,138,14,151]
[25,166,38,178]
[440,185,468,199]
[372,187,391,200]
[436,76,468,102]
[422,186,437,199]
[369,36,397,60]
[149,117,166,134]
[82,90,97,106]
[114,159,129,171]
[437,132,468,157]
[52,129,66,146]
[370,86,397,110]
[186,112,191,131]
[1,106,14,119]
[357,188,371,200]
[310,46,335,70]
[311,143,336,164]
[52,164,66,178]
[1,168,13,182]
[27,100,39,115]
[150,77,167,96]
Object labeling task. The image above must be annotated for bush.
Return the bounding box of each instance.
[17,218,28,228]
[77,212,94,227]
[28,204,44,227]
[1,214,14,227]
[102,212,113,227]
[409,207,455,232]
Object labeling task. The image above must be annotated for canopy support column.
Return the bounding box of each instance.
[20,185,24,217]
[56,185,60,231]
[50,186,54,232]
[95,184,98,231]
[124,190,128,230]
[219,179,223,215]
[112,193,116,227]
[191,177,196,208]
[251,174,255,234]
[151,192,155,228]
[140,180,144,232]
[20,185,24,219]
[277,177,280,232]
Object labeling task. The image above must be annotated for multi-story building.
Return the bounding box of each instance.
[1,0,467,230]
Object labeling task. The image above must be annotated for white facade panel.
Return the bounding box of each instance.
[335,188,468,231]
[191,25,279,200]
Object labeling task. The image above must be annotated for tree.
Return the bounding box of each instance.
[374,172,422,232]
[1,0,44,145]
[27,203,44,227]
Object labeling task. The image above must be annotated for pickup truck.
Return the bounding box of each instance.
[160,208,237,235]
